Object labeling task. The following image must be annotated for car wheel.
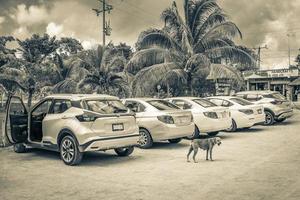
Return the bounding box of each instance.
[264,111,275,125]
[138,128,153,149]
[226,119,237,132]
[13,143,26,153]
[275,118,286,123]
[207,132,219,136]
[186,126,200,139]
[60,135,83,166]
[114,147,134,156]
[168,138,182,144]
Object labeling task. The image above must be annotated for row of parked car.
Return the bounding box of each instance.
[2,90,293,165]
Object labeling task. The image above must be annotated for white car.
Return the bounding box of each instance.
[3,94,139,165]
[123,98,194,148]
[236,91,293,125]
[206,96,265,131]
[167,97,231,136]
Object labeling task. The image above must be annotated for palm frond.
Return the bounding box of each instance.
[131,62,179,97]
[184,53,211,79]
[125,48,170,75]
[195,22,242,50]
[191,0,220,33]
[207,63,244,86]
[204,46,256,66]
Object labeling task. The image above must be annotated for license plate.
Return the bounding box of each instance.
[112,123,124,131]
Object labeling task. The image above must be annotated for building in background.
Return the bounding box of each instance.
[243,67,300,101]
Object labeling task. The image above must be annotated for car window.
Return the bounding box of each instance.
[32,100,52,115]
[230,98,253,106]
[147,100,179,110]
[49,100,72,114]
[207,98,223,106]
[263,93,285,100]
[192,99,216,108]
[9,97,27,115]
[171,100,192,110]
[245,94,259,102]
[222,100,234,107]
[125,101,146,113]
[84,100,128,114]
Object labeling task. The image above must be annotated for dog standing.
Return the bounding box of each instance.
[187,137,222,163]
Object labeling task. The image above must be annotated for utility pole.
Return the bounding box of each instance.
[92,0,113,48]
[252,45,268,70]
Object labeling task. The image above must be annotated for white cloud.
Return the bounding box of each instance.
[46,22,64,37]
[12,26,30,39]
[11,4,48,26]
[0,16,5,24]
[81,40,98,50]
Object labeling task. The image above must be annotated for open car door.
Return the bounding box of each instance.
[3,95,28,144]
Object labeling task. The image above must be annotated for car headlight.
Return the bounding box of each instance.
[203,112,218,119]
[238,109,254,115]
[157,115,174,124]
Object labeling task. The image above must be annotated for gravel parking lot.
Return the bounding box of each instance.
[1,110,300,200]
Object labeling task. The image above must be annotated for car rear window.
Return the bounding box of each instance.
[192,99,216,108]
[263,93,285,100]
[84,100,128,114]
[147,100,179,110]
[230,98,253,106]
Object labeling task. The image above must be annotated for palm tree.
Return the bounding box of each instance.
[78,45,131,98]
[126,0,255,97]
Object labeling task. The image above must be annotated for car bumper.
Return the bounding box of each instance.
[149,123,195,141]
[79,133,140,152]
[275,110,293,120]
[235,114,265,128]
[195,118,232,133]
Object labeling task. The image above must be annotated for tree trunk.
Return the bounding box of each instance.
[187,72,193,96]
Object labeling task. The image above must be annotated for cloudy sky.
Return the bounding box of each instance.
[0,0,299,69]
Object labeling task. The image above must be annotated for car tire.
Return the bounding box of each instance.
[168,138,182,144]
[186,126,200,139]
[138,128,153,149]
[114,147,134,156]
[13,143,26,153]
[207,132,219,136]
[264,111,275,125]
[60,135,83,166]
[226,119,237,132]
[275,118,286,123]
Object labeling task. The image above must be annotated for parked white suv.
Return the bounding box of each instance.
[2,94,139,165]
[236,91,293,125]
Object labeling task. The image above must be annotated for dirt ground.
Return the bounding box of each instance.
[1,111,300,200]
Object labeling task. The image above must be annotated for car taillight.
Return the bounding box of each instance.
[76,114,97,122]
[157,115,174,124]
[228,111,231,117]
[203,112,218,119]
[270,100,283,105]
[238,109,254,115]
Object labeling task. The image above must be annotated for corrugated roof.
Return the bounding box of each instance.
[289,78,300,86]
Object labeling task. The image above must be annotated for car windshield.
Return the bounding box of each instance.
[84,99,128,114]
[230,98,253,106]
[192,99,216,108]
[147,100,179,110]
[263,93,285,100]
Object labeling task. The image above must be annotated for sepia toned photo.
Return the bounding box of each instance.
[0,0,299,199]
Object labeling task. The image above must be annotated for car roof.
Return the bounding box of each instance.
[44,94,119,101]
[124,98,162,102]
[167,97,204,100]
[236,90,278,95]
[206,96,235,100]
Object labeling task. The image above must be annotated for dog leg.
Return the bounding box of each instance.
[210,147,214,161]
[206,150,209,160]
[187,145,193,162]
[192,148,198,163]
